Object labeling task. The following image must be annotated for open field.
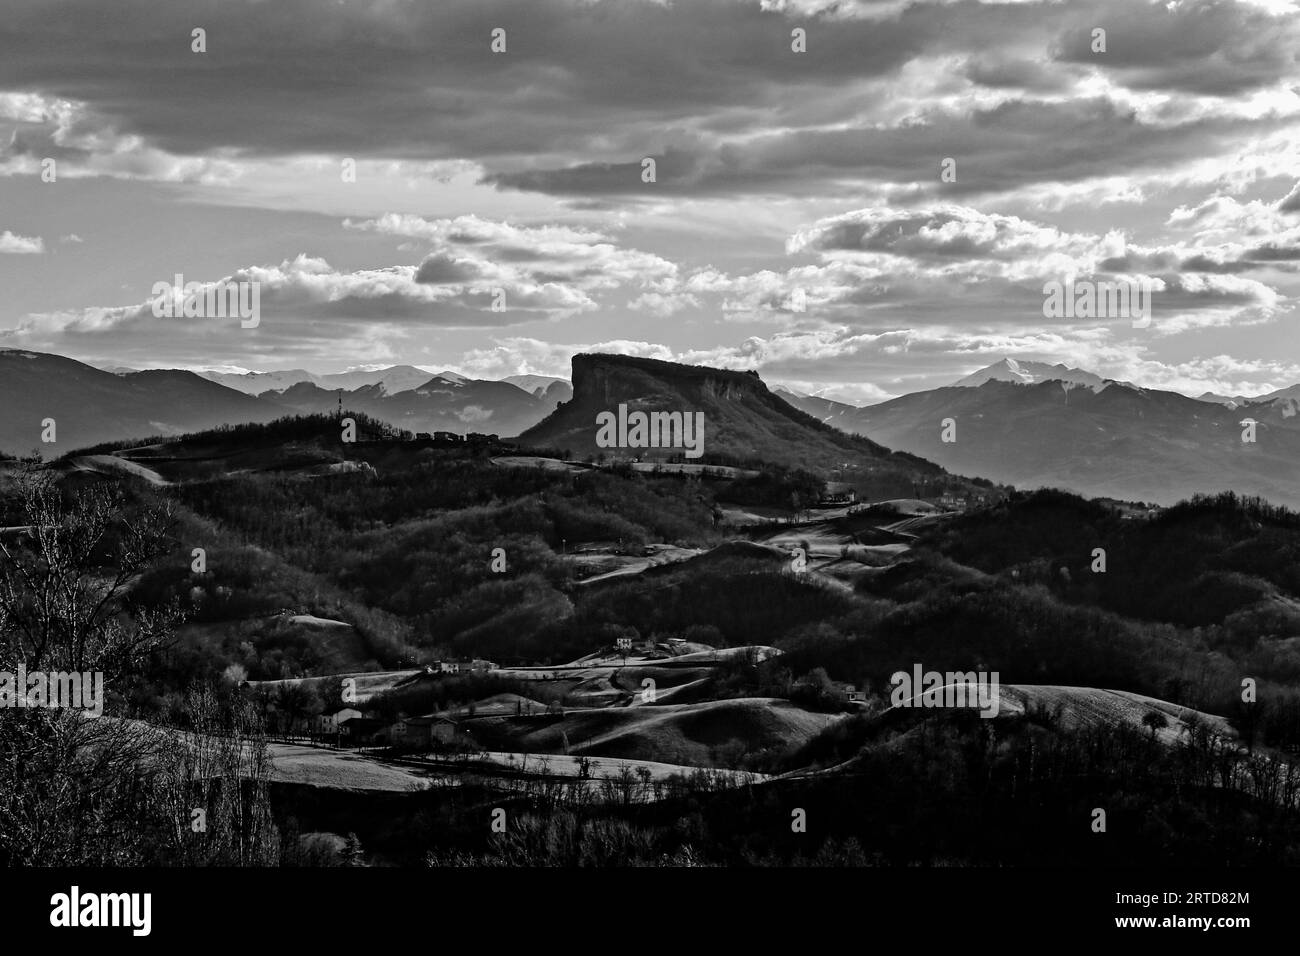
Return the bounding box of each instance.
[60,454,170,486]
[993,684,1238,743]
[246,667,421,704]
[570,543,705,584]
[267,743,432,792]
[491,455,588,473]
[264,742,763,798]
[466,696,843,767]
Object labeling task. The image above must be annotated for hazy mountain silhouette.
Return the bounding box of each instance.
[842,378,1300,507]
[0,349,290,455]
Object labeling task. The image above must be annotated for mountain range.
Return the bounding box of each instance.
[266,374,561,437]
[195,365,575,435]
[5,347,1299,509]
[0,350,578,454]
[950,357,1111,391]
[0,349,291,453]
[199,365,446,395]
[776,361,1300,507]
[1195,384,1300,408]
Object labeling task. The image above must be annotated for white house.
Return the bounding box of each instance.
[314,708,363,734]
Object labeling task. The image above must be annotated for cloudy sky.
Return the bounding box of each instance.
[1,0,1298,402]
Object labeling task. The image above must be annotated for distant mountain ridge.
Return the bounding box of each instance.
[107,363,574,437]
[0,349,291,454]
[197,368,323,394]
[260,373,562,437]
[772,357,1300,507]
[200,365,439,396]
[15,348,1300,508]
[839,378,1300,508]
[1,350,569,455]
[1197,383,1300,409]
[771,386,862,429]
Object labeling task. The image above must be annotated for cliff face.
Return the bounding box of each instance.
[570,354,766,409]
[518,354,964,493]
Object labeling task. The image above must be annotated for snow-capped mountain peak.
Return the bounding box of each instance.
[952,358,1109,392]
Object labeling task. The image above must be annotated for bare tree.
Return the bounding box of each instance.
[153,683,281,866]
[0,467,179,677]
[0,467,278,865]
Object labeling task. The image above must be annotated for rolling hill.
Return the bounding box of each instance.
[470,697,842,767]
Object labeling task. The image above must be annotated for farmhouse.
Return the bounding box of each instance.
[818,482,857,506]
[837,684,866,703]
[391,714,469,750]
[313,707,362,734]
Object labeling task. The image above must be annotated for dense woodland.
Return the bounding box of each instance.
[4,415,1300,865]
[90,422,1299,754]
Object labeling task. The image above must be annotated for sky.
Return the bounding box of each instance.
[1,0,1298,403]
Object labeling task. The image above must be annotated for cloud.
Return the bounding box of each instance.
[1280,180,1300,213]
[3,0,1298,397]
[1050,0,1300,96]
[5,211,690,364]
[627,291,701,316]
[484,95,1295,203]
[9,252,588,356]
[346,214,678,294]
[2,0,1293,212]
[0,230,43,254]
[456,337,676,379]
[960,55,1074,94]
[788,204,1096,262]
[413,253,485,285]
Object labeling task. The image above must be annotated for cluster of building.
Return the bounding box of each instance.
[296,659,502,750]
[817,482,858,506]
[412,659,500,675]
[936,491,993,511]
[310,708,474,749]
[410,431,502,444]
[359,427,515,448]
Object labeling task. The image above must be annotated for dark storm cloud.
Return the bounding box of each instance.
[1051,0,1300,96]
[960,55,1074,94]
[0,0,933,161]
[486,96,1279,199]
[1245,244,1300,262]
[3,0,1291,197]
